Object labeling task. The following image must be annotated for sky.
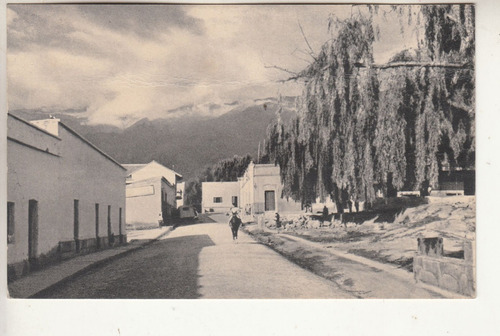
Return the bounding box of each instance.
[7,4,418,127]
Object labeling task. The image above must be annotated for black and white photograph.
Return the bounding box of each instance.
[4,2,478,301]
[5,1,500,334]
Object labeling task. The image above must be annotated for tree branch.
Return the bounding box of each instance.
[353,61,473,69]
[265,65,299,77]
[298,21,317,60]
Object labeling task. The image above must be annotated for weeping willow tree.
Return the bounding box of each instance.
[264,4,475,211]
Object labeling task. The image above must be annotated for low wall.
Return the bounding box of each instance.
[413,237,475,297]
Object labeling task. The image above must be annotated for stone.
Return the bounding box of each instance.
[463,240,475,263]
[419,270,439,286]
[310,220,321,229]
[423,259,441,275]
[413,256,423,268]
[440,274,459,293]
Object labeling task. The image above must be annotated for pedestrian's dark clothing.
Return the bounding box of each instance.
[305,202,312,213]
[322,206,329,224]
[229,215,242,240]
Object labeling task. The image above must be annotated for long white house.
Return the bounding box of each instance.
[7,114,127,281]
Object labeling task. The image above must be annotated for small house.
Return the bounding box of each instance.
[123,161,182,228]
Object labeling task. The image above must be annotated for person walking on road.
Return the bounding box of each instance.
[322,205,329,227]
[229,210,242,240]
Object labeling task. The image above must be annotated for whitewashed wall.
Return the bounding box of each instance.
[202,181,240,213]
[7,114,127,272]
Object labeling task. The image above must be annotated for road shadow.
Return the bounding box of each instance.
[171,214,217,228]
[148,234,216,299]
[35,234,215,299]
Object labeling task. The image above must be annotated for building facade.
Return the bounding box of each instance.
[7,114,127,280]
[200,163,301,215]
[123,161,181,228]
[239,162,301,215]
[201,181,240,213]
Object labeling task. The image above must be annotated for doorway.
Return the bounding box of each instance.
[107,205,112,246]
[95,203,100,248]
[74,200,79,252]
[28,199,38,265]
[119,207,123,243]
[264,190,275,211]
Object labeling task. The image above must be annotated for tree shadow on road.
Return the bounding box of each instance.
[172,214,217,228]
[148,234,216,299]
[35,234,216,299]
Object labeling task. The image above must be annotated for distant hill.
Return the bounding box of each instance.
[10,97,298,180]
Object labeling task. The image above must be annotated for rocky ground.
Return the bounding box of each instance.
[245,196,475,273]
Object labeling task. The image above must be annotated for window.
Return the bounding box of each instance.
[232,196,238,207]
[7,202,14,244]
[213,197,223,203]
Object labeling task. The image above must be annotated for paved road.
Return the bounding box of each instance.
[40,217,353,299]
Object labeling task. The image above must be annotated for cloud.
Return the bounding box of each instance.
[7,4,418,127]
[75,4,204,38]
[7,5,203,50]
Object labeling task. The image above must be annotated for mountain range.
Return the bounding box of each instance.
[10,97,298,180]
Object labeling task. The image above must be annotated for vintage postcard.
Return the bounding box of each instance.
[5,3,477,303]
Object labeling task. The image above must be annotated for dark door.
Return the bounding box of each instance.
[95,203,100,248]
[107,205,112,246]
[264,191,275,211]
[162,192,168,226]
[28,199,38,264]
[119,207,123,243]
[74,200,79,251]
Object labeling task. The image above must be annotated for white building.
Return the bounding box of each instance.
[7,114,127,281]
[239,162,301,215]
[201,181,240,213]
[123,161,182,228]
[200,162,301,215]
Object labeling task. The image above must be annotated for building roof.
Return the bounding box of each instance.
[8,113,62,140]
[122,160,182,179]
[8,113,125,170]
[58,122,127,171]
[126,175,174,188]
[123,164,148,174]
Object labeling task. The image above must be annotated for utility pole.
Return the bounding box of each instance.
[257,141,261,163]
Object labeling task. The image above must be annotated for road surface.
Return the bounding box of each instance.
[40,217,354,298]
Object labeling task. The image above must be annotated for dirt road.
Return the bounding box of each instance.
[40,218,353,298]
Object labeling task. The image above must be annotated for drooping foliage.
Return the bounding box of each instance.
[264,4,475,210]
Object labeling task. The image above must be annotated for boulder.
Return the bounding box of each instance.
[309,220,321,229]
